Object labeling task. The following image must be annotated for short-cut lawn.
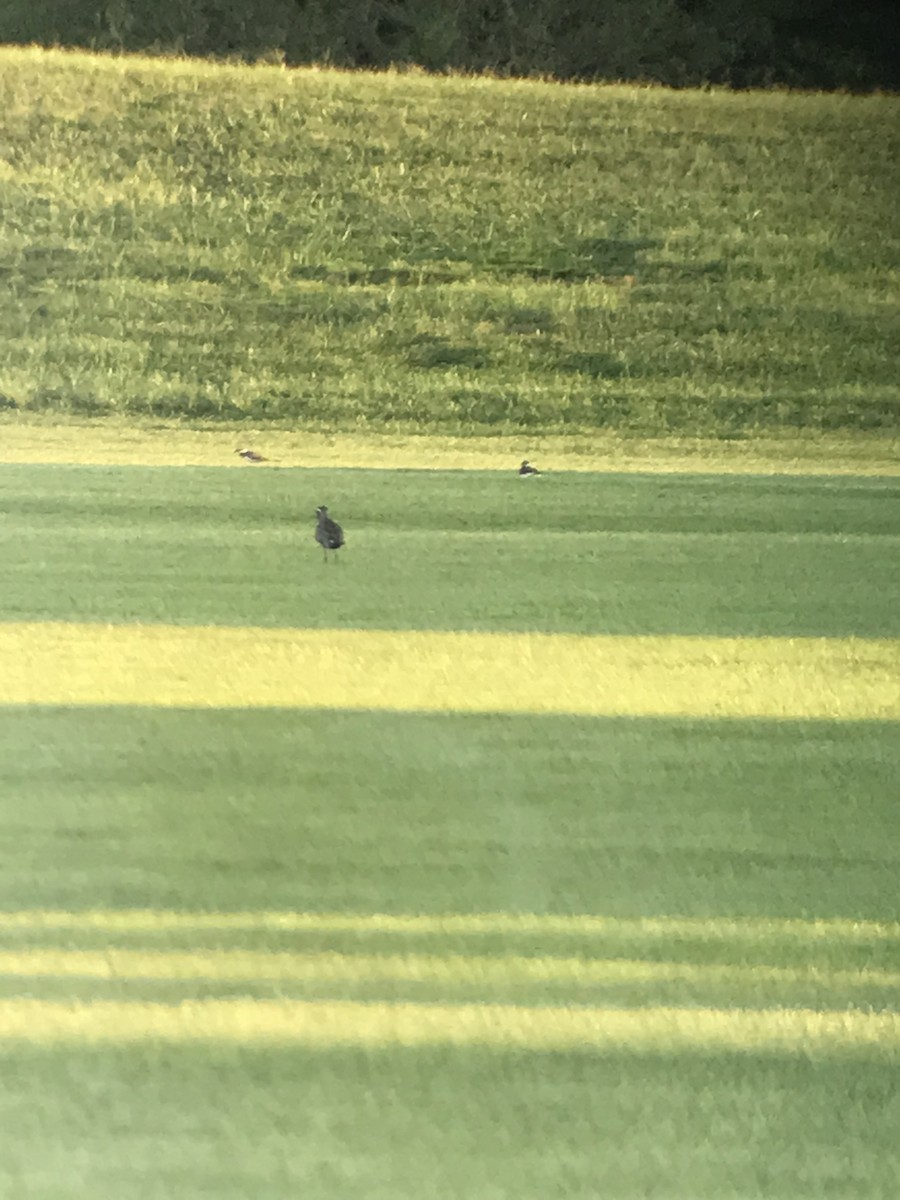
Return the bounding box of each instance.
[1,459,898,1198]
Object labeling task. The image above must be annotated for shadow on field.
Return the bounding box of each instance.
[4,707,897,923]
[286,237,662,284]
[0,1041,896,1198]
[494,235,660,281]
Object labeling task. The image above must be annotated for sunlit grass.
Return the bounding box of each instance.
[1,46,897,436]
[4,909,896,1009]
[2,997,898,1057]
[3,946,898,1000]
[3,621,898,718]
[2,422,898,475]
[4,908,896,941]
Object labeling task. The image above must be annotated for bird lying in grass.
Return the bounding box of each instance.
[518,460,541,476]
[235,448,267,462]
[315,506,345,562]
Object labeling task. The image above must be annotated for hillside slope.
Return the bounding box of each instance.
[1,47,898,436]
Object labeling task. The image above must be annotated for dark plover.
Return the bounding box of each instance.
[315,506,345,562]
[235,448,266,463]
[518,460,541,476]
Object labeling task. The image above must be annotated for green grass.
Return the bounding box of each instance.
[3,41,897,1190]
[4,420,899,475]
[2,460,899,1197]
[1,46,898,436]
[2,709,900,1197]
[2,705,898,922]
[3,464,899,635]
[2,1042,896,1199]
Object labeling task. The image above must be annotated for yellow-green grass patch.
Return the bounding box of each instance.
[2,947,897,997]
[1,422,897,475]
[0,996,897,1056]
[4,622,898,718]
[4,908,898,945]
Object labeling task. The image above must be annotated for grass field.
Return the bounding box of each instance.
[1,46,899,436]
[2,39,898,1197]
[2,450,899,1198]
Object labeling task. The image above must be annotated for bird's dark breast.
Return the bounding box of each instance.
[317,525,344,548]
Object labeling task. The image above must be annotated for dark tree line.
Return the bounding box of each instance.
[2,0,898,89]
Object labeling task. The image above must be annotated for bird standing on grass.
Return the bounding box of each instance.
[315,506,345,562]
[519,460,541,476]
[235,448,267,463]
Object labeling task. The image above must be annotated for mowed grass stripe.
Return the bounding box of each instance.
[1,998,897,1056]
[5,622,898,718]
[3,948,897,995]
[6,909,896,942]
[2,426,899,476]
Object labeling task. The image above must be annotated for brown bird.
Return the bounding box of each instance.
[315,506,345,562]
[518,460,541,476]
[235,448,266,463]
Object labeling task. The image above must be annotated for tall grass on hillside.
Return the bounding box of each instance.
[1,47,898,436]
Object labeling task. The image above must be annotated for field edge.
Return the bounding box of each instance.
[1,420,898,475]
